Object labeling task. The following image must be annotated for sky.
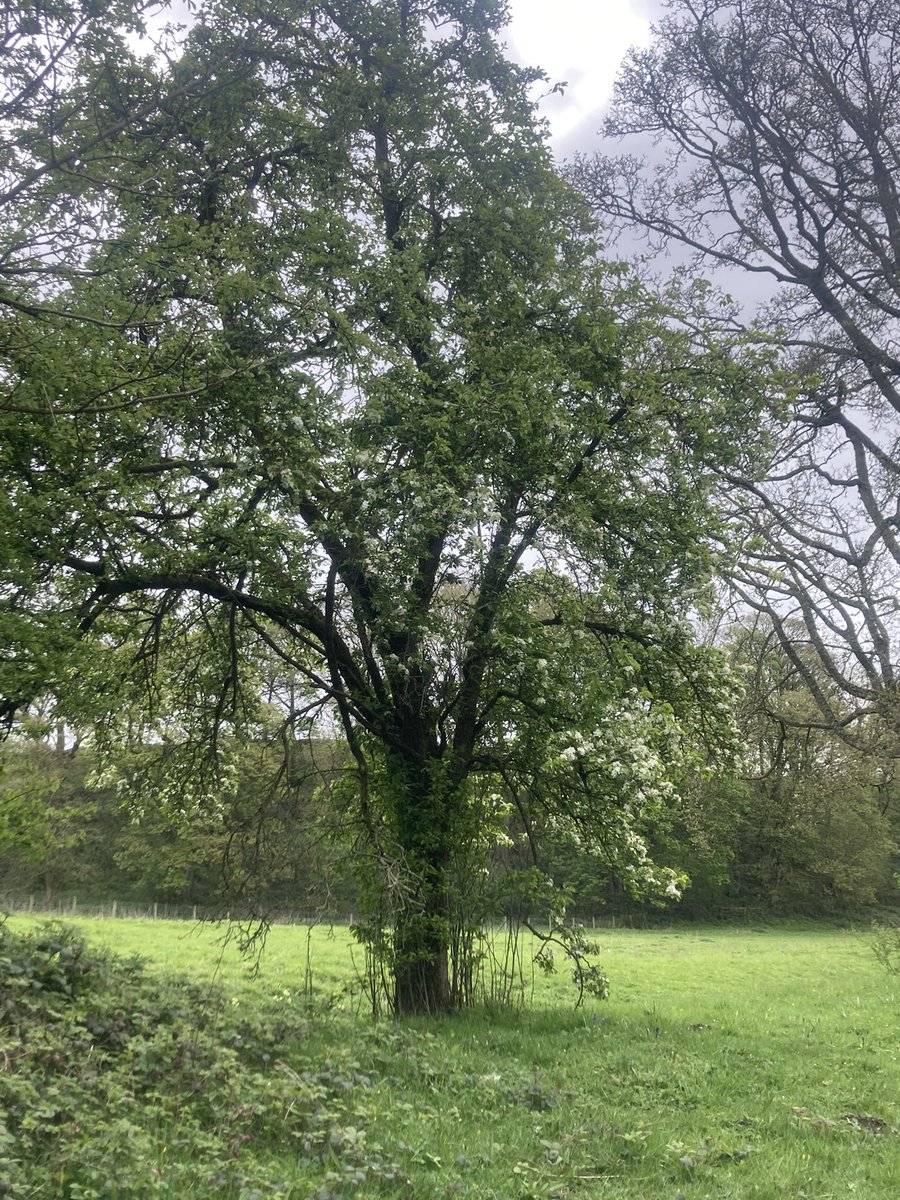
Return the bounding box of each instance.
[503,0,656,155]
[500,1,775,305]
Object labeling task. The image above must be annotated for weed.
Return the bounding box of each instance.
[872,918,900,975]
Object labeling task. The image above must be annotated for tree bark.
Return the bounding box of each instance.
[387,748,456,1015]
[393,889,452,1015]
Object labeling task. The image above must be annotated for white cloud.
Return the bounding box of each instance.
[503,0,651,144]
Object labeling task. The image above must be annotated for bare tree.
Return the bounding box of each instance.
[576,0,900,750]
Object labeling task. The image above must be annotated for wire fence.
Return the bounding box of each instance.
[0,894,727,929]
[0,895,355,926]
[0,892,768,926]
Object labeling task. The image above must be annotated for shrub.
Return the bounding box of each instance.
[872,918,900,977]
[0,920,321,1197]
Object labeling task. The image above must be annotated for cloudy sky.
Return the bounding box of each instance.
[503,0,658,154]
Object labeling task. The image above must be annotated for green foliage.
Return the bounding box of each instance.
[1,0,777,1009]
[719,619,898,911]
[0,918,415,1197]
[0,739,102,900]
[872,919,900,977]
[0,731,358,912]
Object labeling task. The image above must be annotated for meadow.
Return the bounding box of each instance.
[2,915,898,1198]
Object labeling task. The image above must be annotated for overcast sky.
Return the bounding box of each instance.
[503,0,658,155]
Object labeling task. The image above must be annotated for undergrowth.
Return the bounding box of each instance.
[0,919,406,1198]
[872,917,900,976]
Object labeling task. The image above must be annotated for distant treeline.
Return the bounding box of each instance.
[2,728,897,921]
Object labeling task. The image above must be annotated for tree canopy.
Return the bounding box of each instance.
[1,0,771,1012]
[577,0,900,759]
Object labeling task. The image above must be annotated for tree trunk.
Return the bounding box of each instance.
[387,749,457,1015]
[393,892,451,1015]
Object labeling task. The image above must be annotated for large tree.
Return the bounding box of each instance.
[578,0,900,755]
[1,0,766,1012]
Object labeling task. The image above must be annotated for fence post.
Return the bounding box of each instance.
[111,900,117,919]
[192,905,197,922]
[152,902,158,919]
[28,895,34,913]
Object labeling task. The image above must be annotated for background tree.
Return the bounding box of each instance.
[577,0,900,761]
[0,724,97,902]
[1,0,770,1012]
[529,607,899,919]
[703,615,896,910]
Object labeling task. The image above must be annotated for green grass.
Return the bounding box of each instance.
[3,915,898,1198]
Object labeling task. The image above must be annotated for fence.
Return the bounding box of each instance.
[0,895,355,926]
[1,894,707,929]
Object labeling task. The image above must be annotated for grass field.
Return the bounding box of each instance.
[3,915,898,1198]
